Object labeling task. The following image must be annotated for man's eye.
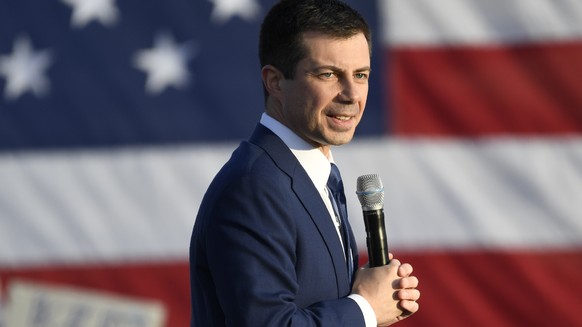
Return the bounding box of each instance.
[355,73,368,80]
[320,72,335,79]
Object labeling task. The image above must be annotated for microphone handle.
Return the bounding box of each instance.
[363,209,389,267]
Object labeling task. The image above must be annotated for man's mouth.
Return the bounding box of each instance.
[331,115,351,121]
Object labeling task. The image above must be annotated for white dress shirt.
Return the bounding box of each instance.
[260,113,377,327]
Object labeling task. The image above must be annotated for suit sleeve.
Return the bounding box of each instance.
[200,163,366,326]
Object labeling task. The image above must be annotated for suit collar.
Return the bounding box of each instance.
[249,124,352,293]
[259,113,332,198]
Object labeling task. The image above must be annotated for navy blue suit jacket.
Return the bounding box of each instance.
[190,124,362,326]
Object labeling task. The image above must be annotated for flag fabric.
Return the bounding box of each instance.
[1,0,581,326]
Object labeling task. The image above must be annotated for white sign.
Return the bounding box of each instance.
[1,282,4,327]
[5,280,166,327]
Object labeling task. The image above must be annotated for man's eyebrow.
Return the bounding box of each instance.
[312,65,371,72]
[355,66,372,73]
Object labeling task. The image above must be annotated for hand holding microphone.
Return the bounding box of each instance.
[356,174,389,267]
[353,174,420,325]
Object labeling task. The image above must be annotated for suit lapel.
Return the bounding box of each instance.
[249,125,351,293]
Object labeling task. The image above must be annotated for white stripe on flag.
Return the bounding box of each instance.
[338,137,582,250]
[0,144,234,266]
[1,138,581,266]
[382,0,582,45]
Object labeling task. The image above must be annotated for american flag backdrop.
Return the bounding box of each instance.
[1,0,582,326]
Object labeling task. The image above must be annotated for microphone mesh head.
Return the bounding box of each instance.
[356,174,384,211]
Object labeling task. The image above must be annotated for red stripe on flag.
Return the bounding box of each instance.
[2,251,581,326]
[388,41,582,136]
[371,250,582,327]
[0,261,190,327]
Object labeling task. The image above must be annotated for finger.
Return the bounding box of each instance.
[399,276,419,289]
[398,263,413,277]
[388,258,401,268]
[399,299,419,315]
[388,252,394,261]
[398,289,420,301]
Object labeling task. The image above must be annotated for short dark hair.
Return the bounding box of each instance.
[259,0,372,81]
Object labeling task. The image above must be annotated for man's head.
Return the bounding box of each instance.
[259,0,371,82]
[259,0,372,156]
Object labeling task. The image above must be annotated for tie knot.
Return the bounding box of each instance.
[327,163,343,194]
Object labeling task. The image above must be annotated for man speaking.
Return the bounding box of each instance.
[189,0,420,326]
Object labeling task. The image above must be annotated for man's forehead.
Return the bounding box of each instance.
[298,32,370,68]
[300,31,371,56]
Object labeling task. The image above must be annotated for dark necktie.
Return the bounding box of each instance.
[327,163,354,283]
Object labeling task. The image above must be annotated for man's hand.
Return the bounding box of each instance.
[351,253,420,326]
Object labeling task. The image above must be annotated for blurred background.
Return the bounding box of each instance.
[1,0,581,326]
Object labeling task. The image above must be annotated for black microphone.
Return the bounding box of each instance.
[356,174,389,267]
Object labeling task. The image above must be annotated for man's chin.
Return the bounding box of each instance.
[326,133,356,147]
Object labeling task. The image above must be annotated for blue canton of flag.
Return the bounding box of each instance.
[0,0,383,151]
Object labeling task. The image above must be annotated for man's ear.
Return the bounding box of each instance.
[261,65,284,101]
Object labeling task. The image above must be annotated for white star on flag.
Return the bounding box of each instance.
[61,0,120,28]
[0,36,53,101]
[133,32,197,95]
[209,0,261,24]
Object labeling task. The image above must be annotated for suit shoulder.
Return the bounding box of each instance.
[225,140,295,184]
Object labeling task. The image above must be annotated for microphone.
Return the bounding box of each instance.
[356,174,389,267]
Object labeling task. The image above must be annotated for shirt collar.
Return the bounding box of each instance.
[260,113,332,191]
